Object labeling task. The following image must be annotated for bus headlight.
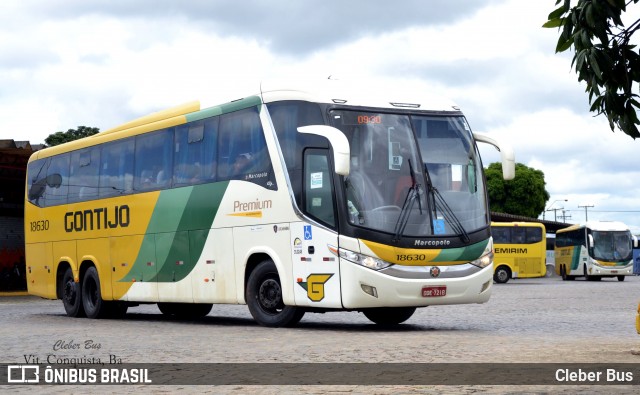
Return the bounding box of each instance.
[470,251,494,268]
[470,240,494,269]
[329,246,393,270]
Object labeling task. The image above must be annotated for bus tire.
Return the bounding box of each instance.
[61,267,84,318]
[493,266,510,284]
[545,265,554,277]
[584,264,592,281]
[81,266,108,319]
[561,265,574,281]
[246,260,305,327]
[158,303,212,319]
[362,307,416,325]
[617,275,625,282]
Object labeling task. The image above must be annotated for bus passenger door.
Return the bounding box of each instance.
[291,149,342,308]
[290,223,341,308]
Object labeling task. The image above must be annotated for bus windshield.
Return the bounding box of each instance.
[591,230,633,262]
[331,110,487,238]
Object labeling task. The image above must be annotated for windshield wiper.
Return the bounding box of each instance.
[392,159,423,243]
[423,163,470,243]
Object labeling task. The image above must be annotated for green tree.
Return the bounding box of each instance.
[485,162,550,218]
[45,126,100,147]
[544,0,640,139]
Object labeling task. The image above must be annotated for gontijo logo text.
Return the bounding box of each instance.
[64,205,130,232]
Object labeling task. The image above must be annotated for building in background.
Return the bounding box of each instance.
[0,140,43,291]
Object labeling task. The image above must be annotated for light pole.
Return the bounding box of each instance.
[578,204,594,222]
[544,199,568,221]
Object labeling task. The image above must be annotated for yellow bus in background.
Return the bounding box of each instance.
[490,222,546,283]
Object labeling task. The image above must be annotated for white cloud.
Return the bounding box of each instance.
[1,0,640,230]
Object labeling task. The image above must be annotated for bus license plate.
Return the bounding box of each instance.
[422,286,446,297]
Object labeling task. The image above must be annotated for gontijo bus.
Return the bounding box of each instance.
[555,221,637,281]
[490,222,546,283]
[25,80,515,326]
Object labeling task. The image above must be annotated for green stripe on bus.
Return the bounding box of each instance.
[433,239,489,262]
[185,96,262,123]
[119,181,229,283]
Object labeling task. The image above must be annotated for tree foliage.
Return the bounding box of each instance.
[485,162,550,218]
[45,126,100,147]
[544,0,640,139]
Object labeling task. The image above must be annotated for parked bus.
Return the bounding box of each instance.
[25,79,514,326]
[555,221,637,281]
[490,222,546,283]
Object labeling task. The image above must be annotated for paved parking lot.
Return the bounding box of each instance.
[1,275,639,393]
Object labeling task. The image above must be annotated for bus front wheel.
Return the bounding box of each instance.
[362,307,416,325]
[61,267,84,318]
[494,266,511,284]
[617,275,625,282]
[246,260,305,327]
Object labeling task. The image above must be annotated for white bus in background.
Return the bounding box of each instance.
[555,221,637,281]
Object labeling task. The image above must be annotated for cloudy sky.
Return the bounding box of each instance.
[2,0,640,232]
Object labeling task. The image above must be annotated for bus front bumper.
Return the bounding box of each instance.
[589,264,633,277]
[339,260,493,309]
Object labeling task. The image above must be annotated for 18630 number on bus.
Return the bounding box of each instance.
[30,220,49,232]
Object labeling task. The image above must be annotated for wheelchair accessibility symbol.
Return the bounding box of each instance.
[304,225,312,240]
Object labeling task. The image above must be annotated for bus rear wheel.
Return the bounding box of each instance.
[82,266,129,319]
[494,266,511,284]
[561,265,574,281]
[362,307,416,325]
[61,267,84,318]
[246,260,305,327]
[82,266,109,319]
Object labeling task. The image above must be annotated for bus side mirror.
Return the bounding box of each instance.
[46,173,63,188]
[473,132,515,180]
[633,235,638,248]
[297,125,350,176]
[588,234,594,248]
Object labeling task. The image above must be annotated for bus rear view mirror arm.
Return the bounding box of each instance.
[298,125,351,176]
[473,133,515,180]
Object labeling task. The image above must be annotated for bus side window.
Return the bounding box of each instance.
[134,129,173,191]
[303,149,336,227]
[174,119,218,186]
[492,227,510,244]
[99,139,133,197]
[218,107,276,189]
[512,228,525,244]
[27,158,50,207]
[45,153,70,207]
[526,228,542,244]
[267,101,326,204]
[69,147,100,203]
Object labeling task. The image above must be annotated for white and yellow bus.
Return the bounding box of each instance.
[490,222,546,283]
[25,80,514,326]
[555,221,637,281]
